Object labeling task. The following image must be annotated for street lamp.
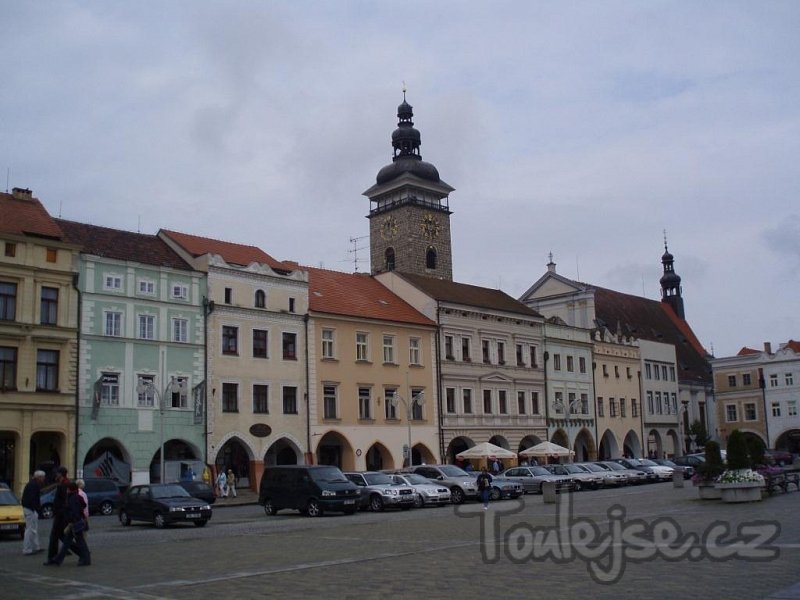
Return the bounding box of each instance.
[137,377,185,483]
[391,390,425,468]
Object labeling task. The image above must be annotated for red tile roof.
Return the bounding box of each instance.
[307,267,435,326]
[0,191,63,240]
[785,340,800,353]
[737,347,761,356]
[160,229,291,272]
[56,219,191,270]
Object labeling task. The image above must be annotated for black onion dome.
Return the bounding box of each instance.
[376,156,441,185]
[660,270,681,286]
[397,99,413,119]
[662,249,674,262]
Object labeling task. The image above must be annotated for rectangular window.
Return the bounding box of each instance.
[321,329,334,359]
[581,393,588,414]
[568,392,576,413]
[554,391,564,414]
[40,287,58,325]
[553,354,561,371]
[104,311,122,337]
[770,374,778,387]
[4,242,15,257]
[446,388,456,413]
[385,388,398,420]
[104,275,122,291]
[356,332,369,361]
[222,326,238,355]
[137,374,155,407]
[609,398,617,417]
[602,364,608,377]
[789,401,798,417]
[138,279,155,295]
[728,374,739,387]
[483,389,492,414]
[36,349,59,391]
[463,389,473,414]
[497,342,505,365]
[772,402,781,417]
[655,392,662,414]
[662,365,668,380]
[253,329,268,358]
[669,366,676,381]
[647,391,654,414]
[597,397,604,417]
[409,337,421,365]
[619,397,626,418]
[461,336,471,361]
[645,363,652,379]
[282,332,297,360]
[170,376,188,408]
[743,373,752,385]
[654,365,661,380]
[224,287,232,304]
[532,391,540,414]
[222,383,238,413]
[517,391,526,414]
[671,393,678,414]
[358,387,371,420]
[100,373,119,406]
[726,404,737,422]
[444,335,454,359]
[0,346,18,390]
[289,297,295,313]
[626,367,632,379]
[253,384,269,414]
[0,282,18,321]
[138,314,155,340]
[46,247,57,262]
[530,347,538,368]
[566,356,574,372]
[614,365,620,378]
[282,386,298,414]
[411,389,424,420]
[516,344,524,366]
[744,403,757,421]
[383,335,395,364]
[172,284,187,300]
[172,318,188,343]
[482,340,491,364]
[787,373,794,386]
[323,385,337,419]
[579,357,586,373]
[498,390,508,414]
[632,399,638,417]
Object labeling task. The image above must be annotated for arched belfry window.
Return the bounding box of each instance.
[385,248,396,271]
[255,289,266,308]
[426,246,437,270]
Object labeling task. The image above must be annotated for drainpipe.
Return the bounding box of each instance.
[637,370,645,457]
[591,359,598,459]
[543,351,550,439]
[202,296,214,465]
[304,313,312,464]
[759,368,769,447]
[435,301,445,463]
[72,271,81,477]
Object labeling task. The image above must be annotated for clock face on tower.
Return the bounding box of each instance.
[421,213,440,239]
[380,215,398,240]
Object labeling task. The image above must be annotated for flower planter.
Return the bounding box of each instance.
[697,483,721,500]
[717,482,762,503]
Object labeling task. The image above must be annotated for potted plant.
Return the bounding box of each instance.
[691,440,724,499]
[717,430,764,503]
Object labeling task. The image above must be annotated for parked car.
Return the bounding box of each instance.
[465,473,524,500]
[40,477,122,518]
[672,454,706,469]
[636,459,674,481]
[388,473,451,507]
[764,449,793,466]
[344,472,416,511]
[411,465,479,504]
[574,463,627,487]
[594,461,648,485]
[0,487,25,539]
[611,458,660,482]
[259,465,359,517]
[175,480,216,504]
[119,483,212,528]
[545,464,604,491]
[653,458,694,479]
[502,466,574,494]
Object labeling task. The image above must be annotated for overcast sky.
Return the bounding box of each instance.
[2,1,798,358]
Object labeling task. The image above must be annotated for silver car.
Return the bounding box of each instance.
[574,463,627,487]
[502,466,574,494]
[594,461,648,485]
[545,464,604,491]
[412,465,479,504]
[344,471,416,511]
[389,473,451,507]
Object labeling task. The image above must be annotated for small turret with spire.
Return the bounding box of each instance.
[660,231,685,319]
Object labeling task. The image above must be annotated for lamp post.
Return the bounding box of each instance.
[137,377,185,483]
[392,390,425,468]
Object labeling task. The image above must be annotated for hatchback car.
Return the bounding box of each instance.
[344,472,416,511]
[40,477,122,518]
[119,483,212,528]
[502,466,574,494]
[412,465,479,504]
[0,487,25,539]
[388,473,451,507]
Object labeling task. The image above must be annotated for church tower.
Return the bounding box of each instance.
[659,235,685,319]
[364,94,454,280]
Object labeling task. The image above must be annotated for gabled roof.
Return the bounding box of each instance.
[56,219,191,270]
[307,268,434,327]
[160,229,291,272]
[396,272,542,317]
[0,191,64,240]
[737,347,761,356]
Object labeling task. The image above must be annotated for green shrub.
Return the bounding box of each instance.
[726,430,751,470]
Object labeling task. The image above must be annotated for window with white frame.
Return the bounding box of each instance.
[253,329,268,358]
[482,340,491,364]
[655,392,662,414]
[463,389,473,414]
[444,335,454,359]
[461,336,471,361]
[566,355,574,372]
[137,374,155,407]
[619,397,626,417]
[516,344,524,366]
[282,332,297,360]
[383,335,395,364]
[770,374,778,387]
[579,357,586,373]
[100,373,120,406]
[581,393,588,414]
[497,342,505,365]
[726,404,738,422]
[172,318,188,343]
[409,337,421,365]
[356,332,369,361]
[789,400,798,417]
[671,393,678,414]
[744,403,757,421]
[138,279,155,295]
[323,385,338,419]
[253,384,269,414]
[728,375,737,387]
[646,363,652,379]
[446,388,456,413]
[222,326,238,355]
[553,354,561,371]
[483,389,492,414]
[384,388,398,420]
[321,329,335,359]
[282,386,297,414]
[498,390,508,414]
[530,346,538,368]
[172,284,188,300]
[358,387,371,420]
[411,389,424,420]
[743,373,752,385]
[772,402,781,417]
[661,365,668,380]
[669,366,676,381]
[517,391,526,414]
[647,391,654,414]
[138,314,155,340]
[532,391,540,414]
[597,397,604,417]
[104,311,122,337]
[104,274,122,291]
[787,373,794,386]
[554,391,563,414]
[170,376,188,408]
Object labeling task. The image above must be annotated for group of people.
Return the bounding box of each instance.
[22,466,91,566]
[215,468,237,498]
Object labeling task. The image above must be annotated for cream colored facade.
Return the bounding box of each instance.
[592,329,643,459]
[711,352,767,447]
[309,313,439,471]
[1,210,79,494]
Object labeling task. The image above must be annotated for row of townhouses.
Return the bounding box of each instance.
[7,96,776,496]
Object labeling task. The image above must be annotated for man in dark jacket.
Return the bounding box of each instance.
[21,470,45,555]
[45,482,90,566]
[46,466,69,563]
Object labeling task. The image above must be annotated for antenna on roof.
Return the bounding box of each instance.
[5,168,9,193]
[575,255,580,281]
[348,235,368,272]
[58,200,62,218]
[137,215,141,234]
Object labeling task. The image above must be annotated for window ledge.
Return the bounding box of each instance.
[355,359,373,365]
[383,362,399,368]
[321,357,339,363]
[357,418,375,423]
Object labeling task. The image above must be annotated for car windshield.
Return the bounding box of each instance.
[364,473,394,485]
[603,462,625,471]
[310,467,349,483]
[439,466,470,477]
[401,474,430,485]
[0,489,19,505]
[639,459,659,467]
[624,459,644,466]
[580,463,603,472]
[151,485,191,499]
[530,467,550,476]
[562,465,584,474]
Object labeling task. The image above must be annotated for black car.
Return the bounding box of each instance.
[175,480,216,504]
[40,478,123,518]
[119,483,212,528]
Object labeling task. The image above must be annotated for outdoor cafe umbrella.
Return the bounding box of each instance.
[456,442,517,460]
[518,440,575,459]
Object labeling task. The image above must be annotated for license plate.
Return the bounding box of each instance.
[0,524,17,530]
[344,499,355,505]
[185,513,201,518]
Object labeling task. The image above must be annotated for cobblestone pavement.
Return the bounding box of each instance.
[2,483,800,599]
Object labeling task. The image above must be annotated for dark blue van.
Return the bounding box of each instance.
[259,465,359,517]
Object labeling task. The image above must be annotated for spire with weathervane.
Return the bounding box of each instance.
[660,231,685,319]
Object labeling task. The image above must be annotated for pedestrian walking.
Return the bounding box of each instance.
[216,470,228,498]
[491,459,500,475]
[75,479,90,537]
[45,482,90,567]
[226,469,237,498]
[476,467,493,510]
[46,466,70,562]
[21,470,45,555]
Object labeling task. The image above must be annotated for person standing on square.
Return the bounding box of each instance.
[21,470,45,555]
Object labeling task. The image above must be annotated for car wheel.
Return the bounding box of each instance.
[306,499,322,517]
[100,501,114,516]
[194,520,207,527]
[370,495,384,512]
[119,510,131,526]
[450,487,465,504]
[263,499,277,516]
[490,487,502,501]
[414,494,424,509]
[573,481,583,492]
[40,504,54,519]
[153,512,167,529]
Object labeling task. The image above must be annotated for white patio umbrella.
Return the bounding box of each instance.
[456,442,517,460]
[518,440,575,458]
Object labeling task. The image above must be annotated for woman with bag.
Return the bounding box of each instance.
[45,482,91,566]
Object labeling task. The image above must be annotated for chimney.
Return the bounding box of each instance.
[12,187,33,200]
[764,342,772,354]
